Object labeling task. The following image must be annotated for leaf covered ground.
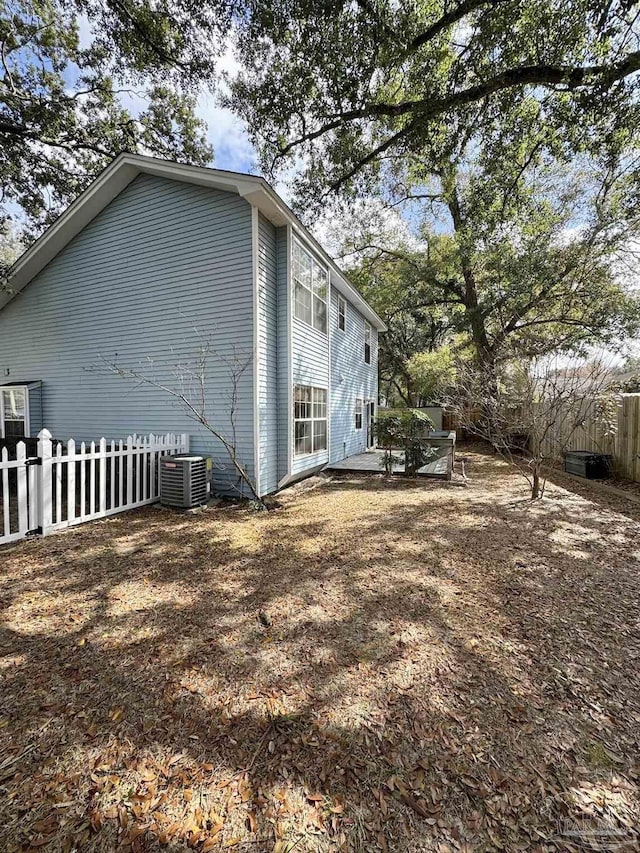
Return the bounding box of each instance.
[1,450,639,852]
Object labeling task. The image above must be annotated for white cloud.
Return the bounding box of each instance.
[314,197,426,262]
[191,43,261,175]
[196,90,256,174]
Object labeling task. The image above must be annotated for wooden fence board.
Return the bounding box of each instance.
[538,394,640,481]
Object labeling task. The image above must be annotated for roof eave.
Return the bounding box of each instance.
[1,155,138,311]
[239,179,386,330]
[1,154,386,331]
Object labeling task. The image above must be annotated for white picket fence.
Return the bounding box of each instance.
[0,430,188,546]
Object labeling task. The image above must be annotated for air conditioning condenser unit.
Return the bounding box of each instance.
[159,455,208,508]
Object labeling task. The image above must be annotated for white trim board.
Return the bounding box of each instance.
[287,224,294,482]
[251,205,261,498]
[0,384,31,439]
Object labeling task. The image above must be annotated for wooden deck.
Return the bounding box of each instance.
[325,448,452,479]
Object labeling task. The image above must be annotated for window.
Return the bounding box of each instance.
[294,385,328,455]
[293,239,328,333]
[364,322,372,365]
[355,398,363,430]
[337,295,346,332]
[0,386,29,439]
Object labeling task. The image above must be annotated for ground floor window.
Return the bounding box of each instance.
[294,385,327,455]
[0,386,29,439]
[355,398,363,430]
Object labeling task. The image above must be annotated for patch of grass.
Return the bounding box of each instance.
[582,740,616,768]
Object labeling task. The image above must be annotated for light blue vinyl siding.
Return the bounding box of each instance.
[330,289,378,462]
[27,382,44,435]
[290,233,330,475]
[0,174,256,496]
[291,321,330,387]
[276,226,290,484]
[257,212,279,495]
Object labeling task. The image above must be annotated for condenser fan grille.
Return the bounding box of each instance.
[159,455,208,508]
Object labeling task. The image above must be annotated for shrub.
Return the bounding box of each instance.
[375,409,436,476]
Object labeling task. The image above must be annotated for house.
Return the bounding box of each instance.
[0,154,385,497]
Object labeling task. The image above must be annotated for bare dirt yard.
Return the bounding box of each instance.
[1,450,639,853]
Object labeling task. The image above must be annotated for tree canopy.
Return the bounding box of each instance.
[342,134,640,403]
[1,0,217,237]
[2,0,640,375]
[226,0,640,206]
[4,0,640,237]
[224,0,640,382]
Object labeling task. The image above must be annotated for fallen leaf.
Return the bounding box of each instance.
[398,791,431,819]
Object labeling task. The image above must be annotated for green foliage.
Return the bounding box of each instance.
[619,356,640,392]
[1,0,214,238]
[346,234,466,405]
[406,346,457,404]
[5,0,639,239]
[375,409,435,477]
[0,221,22,281]
[222,1,640,209]
[378,449,403,477]
[222,1,640,387]
[621,374,640,392]
[341,145,640,397]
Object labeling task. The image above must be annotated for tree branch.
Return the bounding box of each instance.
[109,0,191,72]
[277,50,640,164]
[328,122,416,192]
[409,0,507,51]
[0,119,121,157]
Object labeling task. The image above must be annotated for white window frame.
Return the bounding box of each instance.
[294,384,328,456]
[364,322,372,365]
[292,237,328,334]
[337,295,346,332]
[355,398,363,430]
[0,385,30,439]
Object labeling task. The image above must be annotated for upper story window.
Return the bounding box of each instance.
[364,322,372,365]
[0,386,29,438]
[337,295,346,332]
[293,238,328,334]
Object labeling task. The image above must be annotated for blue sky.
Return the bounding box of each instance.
[196,84,257,176]
[116,83,258,176]
[74,18,259,177]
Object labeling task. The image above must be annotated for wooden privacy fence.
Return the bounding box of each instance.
[0,430,188,546]
[538,393,640,482]
[379,406,444,432]
[442,408,482,440]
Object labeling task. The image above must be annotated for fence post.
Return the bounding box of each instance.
[99,437,107,514]
[37,429,53,536]
[126,435,134,506]
[16,441,28,535]
[67,439,76,525]
[1,447,9,539]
